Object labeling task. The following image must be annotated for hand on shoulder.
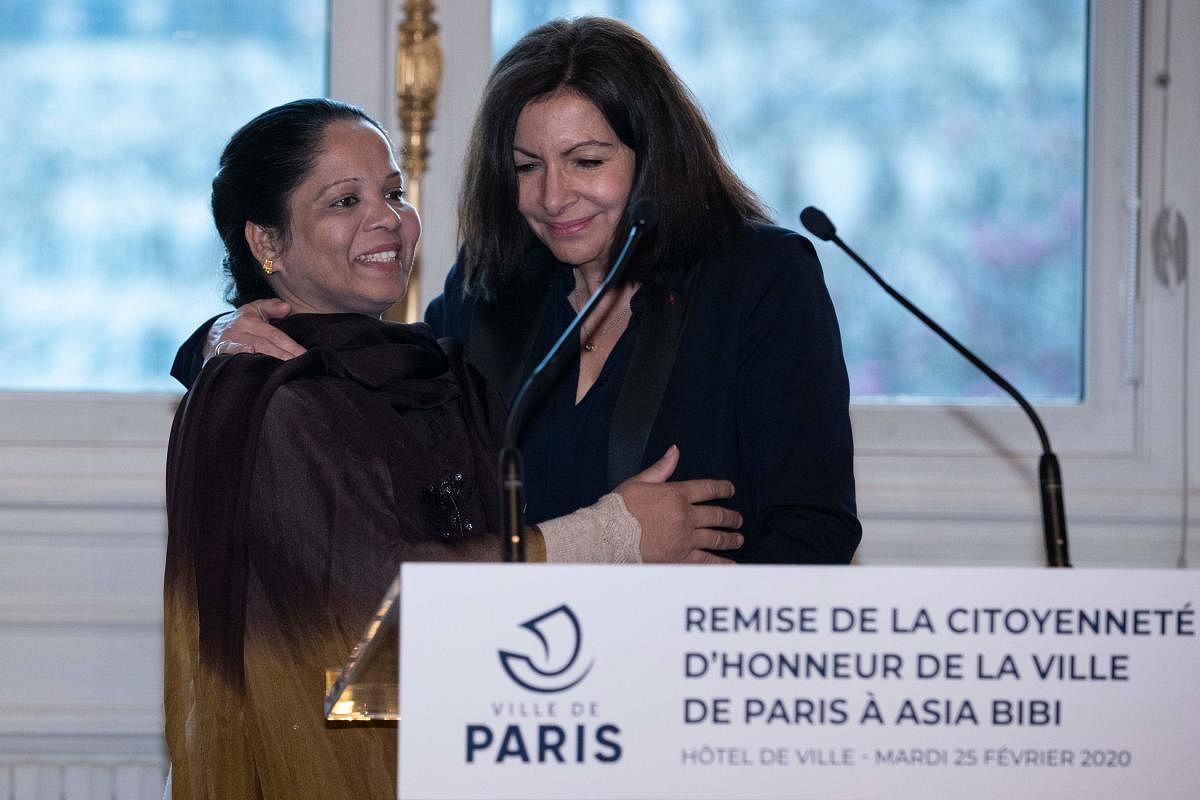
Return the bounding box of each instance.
[205,299,305,362]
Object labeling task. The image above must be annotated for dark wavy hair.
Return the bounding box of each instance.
[458,16,769,297]
[211,98,387,307]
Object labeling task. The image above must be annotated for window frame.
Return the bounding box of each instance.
[848,3,1136,454]
[846,3,1144,508]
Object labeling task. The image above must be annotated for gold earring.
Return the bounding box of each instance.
[262,258,275,275]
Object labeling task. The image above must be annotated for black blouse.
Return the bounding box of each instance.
[519,266,640,521]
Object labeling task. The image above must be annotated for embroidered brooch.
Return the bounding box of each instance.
[423,472,475,539]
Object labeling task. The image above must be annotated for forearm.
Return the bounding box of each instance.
[401,515,641,563]
[535,493,641,563]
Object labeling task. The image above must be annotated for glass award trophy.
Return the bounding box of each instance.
[323,573,401,721]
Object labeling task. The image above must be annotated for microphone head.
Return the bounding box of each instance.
[629,198,659,231]
[800,206,836,241]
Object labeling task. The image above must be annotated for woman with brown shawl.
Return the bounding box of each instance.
[165,99,742,798]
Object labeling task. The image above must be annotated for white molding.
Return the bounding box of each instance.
[329,0,394,123]
[0,733,163,758]
[0,392,177,445]
[416,0,492,313]
[0,506,164,541]
[0,598,160,627]
[0,707,163,738]
[1184,2,1200,525]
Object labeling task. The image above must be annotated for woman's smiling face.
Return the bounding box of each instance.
[254,118,420,317]
[513,91,636,276]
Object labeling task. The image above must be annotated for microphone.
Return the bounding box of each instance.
[800,206,1071,568]
[500,198,660,562]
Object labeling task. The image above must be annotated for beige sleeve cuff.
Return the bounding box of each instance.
[537,493,642,564]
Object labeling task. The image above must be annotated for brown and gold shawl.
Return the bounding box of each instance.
[165,314,503,799]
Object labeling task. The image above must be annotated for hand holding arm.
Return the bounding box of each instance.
[535,447,741,564]
[615,446,743,564]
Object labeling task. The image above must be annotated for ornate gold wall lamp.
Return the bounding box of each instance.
[390,0,443,322]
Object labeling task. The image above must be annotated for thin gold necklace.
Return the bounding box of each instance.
[571,280,632,353]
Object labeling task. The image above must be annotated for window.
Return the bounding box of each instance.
[0,0,328,391]
[493,0,1087,402]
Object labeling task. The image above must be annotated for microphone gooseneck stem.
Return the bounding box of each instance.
[802,207,1070,567]
[1039,453,1069,568]
[835,236,1051,450]
[500,447,525,563]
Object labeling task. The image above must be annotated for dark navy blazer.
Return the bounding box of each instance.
[425,222,861,564]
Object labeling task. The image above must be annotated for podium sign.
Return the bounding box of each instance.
[398,564,1199,799]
